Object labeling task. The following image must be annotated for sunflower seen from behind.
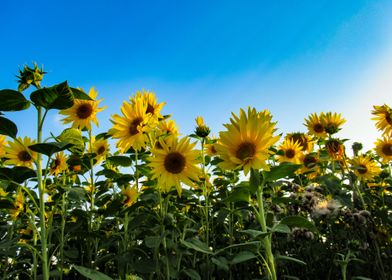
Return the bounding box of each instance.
[374,137,392,163]
[4,137,37,168]
[372,104,392,135]
[59,87,106,130]
[215,107,280,175]
[149,136,200,196]
[350,154,381,182]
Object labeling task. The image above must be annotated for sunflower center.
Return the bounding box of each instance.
[326,140,341,154]
[303,154,317,168]
[76,103,93,119]
[18,151,32,162]
[381,143,392,156]
[164,152,186,174]
[146,104,155,115]
[313,123,324,133]
[97,146,106,155]
[358,164,368,174]
[235,142,256,161]
[285,149,295,159]
[129,117,143,136]
[385,112,392,125]
[53,159,60,167]
[290,135,307,151]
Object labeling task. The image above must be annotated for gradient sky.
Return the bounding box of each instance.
[1,0,392,152]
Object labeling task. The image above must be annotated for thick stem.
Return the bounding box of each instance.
[201,138,210,279]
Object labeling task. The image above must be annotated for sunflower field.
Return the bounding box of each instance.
[0,65,391,280]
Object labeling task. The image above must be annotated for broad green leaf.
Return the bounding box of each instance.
[279,216,317,232]
[276,255,306,265]
[0,117,17,138]
[183,269,201,280]
[70,87,93,100]
[106,156,132,167]
[0,167,36,183]
[240,229,270,239]
[57,128,84,154]
[225,187,250,203]
[145,235,161,248]
[231,250,257,264]
[0,90,30,111]
[29,142,73,156]
[30,81,74,110]
[263,163,301,182]
[73,265,113,280]
[181,238,212,254]
[271,223,291,234]
[211,257,229,271]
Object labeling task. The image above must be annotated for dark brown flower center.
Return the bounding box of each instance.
[382,143,392,156]
[236,142,256,161]
[303,154,317,168]
[164,152,186,174]
[18,151,32,162]
[313,123,324,133]
[326,140,341,154]
[129,117,143,136]
[285,149,295,159]
[76,103,93,119]
[146,103,155,115]
[290,135,308,151]
[385,112,392,125]
[357,164,368,174]
[97,145,106,155]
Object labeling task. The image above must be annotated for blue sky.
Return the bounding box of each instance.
[1,0,392,151]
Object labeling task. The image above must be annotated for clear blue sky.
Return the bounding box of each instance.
[1,0,392,150]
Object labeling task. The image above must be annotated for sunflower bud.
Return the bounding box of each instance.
[195,116,210,138]
[352,142,363,156]
[16,63,46,91]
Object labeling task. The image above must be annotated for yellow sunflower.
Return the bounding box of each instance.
[4,137,37,168]
[372,104,392,135]
[321,112,346,134]
[350,155,381,182]
[285,132,314,153]
[59,87,106,130]
[195,116,210,137]
[0,135,7,158]
[304,113,327,138]
[50,151,68,175]
[205,142,218,157]
[296,153,320,179]
[132,89,165,121]
[325,138,345,160]
[122,185,139,207]
[10,190,25,220]
[374,137,392,163]
[215,107,280,175]
[90,137,110,163]
[157,119,179,136]
[149,137,201,196]
[109,99,152,153]
[277,138,303,164]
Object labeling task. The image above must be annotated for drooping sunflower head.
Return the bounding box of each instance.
[122,185,139,207]
[350,155,381,182]
[277,138,303,164]
[4,137,37,168]
[132,89,165,122]
[321,112,346,135]
[50,151,68,176]
[110,99,153,153]
[372,104,392,135]
[304,113,327,138]
[285,132,314,153]
[0,135,7,158]
[325,138,345,160]
[216,107,280,175]
[90,137,110,163]
[59,87,106,130]
[149,136,201,196]
[374,137,392,163]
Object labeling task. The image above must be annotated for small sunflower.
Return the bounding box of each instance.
[350,155,381,182]
[215,107,280,175]
[277,138,303,164]
[4,137,37,168]
[157,119,179,136]
[304,113,327,138]
[285,132,314,153]
[296,153,320,179]
[122,185,139,207]
[110,99,152,153]
[50,151,68,176]
[90,137,110,163]
[372,104,392,135]
[374,137,392,163]
[132,90,165,121]
[325,138,345,160]
[321,112,346,134]
[149,137,200,196]
[59,87,106,130]
[205,142,218,157]
[0,135,7,158]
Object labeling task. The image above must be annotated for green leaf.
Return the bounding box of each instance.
[276,255,306,265]
[240,229,270,239]
[30,81,74,110]
[263,163,301,182]
[57,128,85,154]
[279,216,317,232]
[211,257,229,271]
[271,223,291,234]
[70,87,93,100]
[73,265,113,280]
[0,167,36,183]
[106,156,132,167]
[0,90,30,111]
[145,236,161,248]
[29,142,73,156]
[225,187,250,203]
[183,269,201,280]
[231,251,257,264]
[181,238,212,254]
[0,116,17,138]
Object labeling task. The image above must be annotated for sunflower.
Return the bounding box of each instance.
[0,135,7,158]
[132,89,165,121]
[321,112,346,134]
[90,137,110,163]
[4,137,37,168]
[10,190,25,220]
[110,99,152,153]
[350,155,381,182]
[149,137,200,196]
[195,116,210,137]
[50,151,68,175]
[304,113,327,138]
[277,138,303,164]
[59,87,106,130]
[122,185,139,207]
[374,137,392,163]
[296,153,320,179]
[205,142,218,157]
[372,104,392,135]
[285,132,314,153]
[157,119,179,136]
[325,138,345,160]
[216,107,280,175]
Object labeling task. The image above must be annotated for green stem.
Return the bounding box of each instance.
[201,138,210,279]
[59,174,67,280]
